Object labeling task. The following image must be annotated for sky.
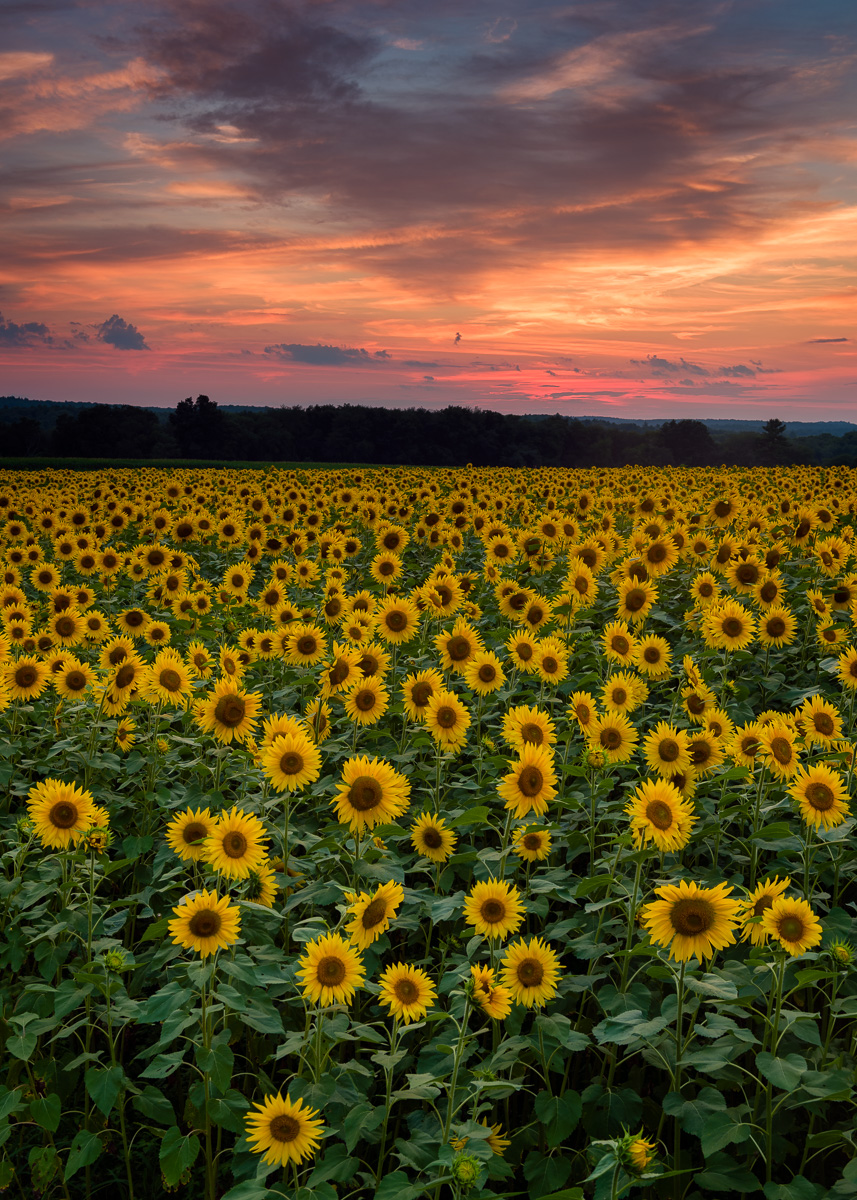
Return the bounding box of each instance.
[0,0,855,420]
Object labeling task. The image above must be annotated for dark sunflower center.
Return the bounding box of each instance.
[741,736,760,757]
[644,646,661,664]
[280,752,304,775]
[699,582,714,597]
[394,978,419,1003]
[714,499,731,518]
[574,577,590,594]
[541,656,558,674]
[523,833,542,850]
[160,669,182,693]
[721,618,743,639]
[49,801,78,829]
[493,544,509,558]
[480,899,506,923]
[223,831,248,858]
[760,582,777,602]
[767,619,786,637]
[114,664,135,689]
[317,955,346,986]
[813,713,834,735]
[15,665,37,688]
[520,723,543,745]
[576,704,591,724]
[646,801,673,830]
[611,687,628,706]
[611,635,630,655]
[624,589,646,612]
[436,705,457,729]
[385,610,406,631]
[329,661,350,685]
[770,736,792,764]
[182,822,207,845]
[348,776,382,811]
[411,682,432,707]
[231,575,244,588]
[214,696,246,727]
[778,916,805,942]
[65,670,87,691]
[669,898,713,936]
[383,532,400,550]
[601,728,621,750]
[686,694,705,714]
[361,897,388,929]
[188,910,221,938]
[355,689,376,711]
[55,616,75,637]
[296,636,318,656]
[477,664,496,683]
[125,611,144,627]
[516,958,544,987]
[737,564,758,583]
[752,895,774,917]
[659,739,680,762]
[690,741,711,766]
[806,782,834,810]
[422,827,443,849]
[647,543,667,563]
[518,767,544,796]
[447,635,470,661]
[517,643,533,661]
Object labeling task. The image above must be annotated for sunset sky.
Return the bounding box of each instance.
[1,0,855,420]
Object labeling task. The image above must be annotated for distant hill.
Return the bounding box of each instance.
[574,415,857,437]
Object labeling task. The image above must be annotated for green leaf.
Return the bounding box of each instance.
[64,1131,103,1181]
[132,1086,176,1126]
[592,1010,667,1046]
[763,1177,824,1200]
[696,1151,762,1192]
[309,1144,360,1186]
[85,1066,125,1117]
[343,1103,384,1153]
[700,1111,751,1157]
[196,1038,234,1093]
[0,1089,24,1120]
[756,1052,806,1092]
[448,806,490,828]
[30,1093,61,1133]
[534,1090,582,1147]
[662,1088,725,1136]
[140,1050,186,1079]
[374,1170,428,1200]
[159,1127,201,1187]
[523,1150,573,1198]
[220,1183,282,1200]
[137,982,194,1022]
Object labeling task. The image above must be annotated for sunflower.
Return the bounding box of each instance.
[331,755,411,831]
[800,695,842,745]
[168,888,241,957]
[374,962,436,1025]
[686,730,725,778]
[374,595,421,645]
[245,1092,324,1167]
[568,690,598,733]
[642,722,690,777]
[836,645,857,691]
[505,631,539,672]
[616,578,657,624]
[49,607,86,647]
[640,879,742,963]
[196,677,262,745]
[601,670,647,715]
[730,720,764,768]
[203,807,269,879]
[115,717,136,752]
[304,697,332,742]
[410,812,457,862]
[589,711,639,764]
[425,689,471,752]
[514,826,552,862]
[284,622,328,667]
[115,608,149,639]
[435,617,484,675]
[165,806,216,862]
[262,731,322,792]
[345,880,405,949]
[500,937,561,1008]
[296,932,365,1006]
[739,875,791,946]
[627,1137,657,1175]
[533,637,568,685]
[681,683,717,725]
[601,620,638,666]
[343,676,390,726]
[497,744,557,819]
[501,705,555,753]
[4,656,51,701]
[53,658,95,701]
[27,778,95,849]
[759,722,800,779]
[789,763,851,830]
[320,641,363,697]
[470,964,513,1020]
[144,651,194,707]
[641,536,679,578]
[702,599,756,652]
[626,778,696,852]
[758,606,797,648]
[762,897,823,956]
[463,878,524,941]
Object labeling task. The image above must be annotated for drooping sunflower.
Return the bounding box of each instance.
[497,744,557,819]
[463,878,524,941]
[789,763,851,830]
[470,964,513,1020]
[625,778,696,853]
[640,879,742,963]
[331,755,411,831]
[589,711,639,764]
[296,932,365,1006]
[425,689,471,752]
[739,875,791,946]
[378,962,436,1024]
[4,655,50,701]
[762,896,823,956]
[501,705,556,753]
[642,722,691,778]
[343,676,390,726]
[500,937,561,1008]
[27,778,95,849]
[304,697,332,742]
[345,880,405,949]
[513,826,552,862]
[195,677,262,745]
[168,888,241,957]
[410,812,457,862]
[261,731,322,792]
[203,807,269,879]
[166,806,217,862]
[244,1092,324,1167]
[462,649,507,696]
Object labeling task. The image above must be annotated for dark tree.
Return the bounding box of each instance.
[170,395,227,458]
[659,419,717,466]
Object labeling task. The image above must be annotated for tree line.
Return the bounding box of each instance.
[0,397,854,467]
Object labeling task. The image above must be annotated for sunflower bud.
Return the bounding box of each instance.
[830,940,855,967]
[451,1152,481,1191]
[103,948,128,973]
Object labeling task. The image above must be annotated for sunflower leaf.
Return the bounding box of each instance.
[755,1052,806,1091]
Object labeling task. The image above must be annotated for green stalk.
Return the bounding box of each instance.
[375,1021,402,1182]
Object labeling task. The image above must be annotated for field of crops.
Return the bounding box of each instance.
[1,464,856,1200]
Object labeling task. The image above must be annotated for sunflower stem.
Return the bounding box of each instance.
[671,960,687,1198]
[442,998,472,1150]
[618,856,644,995]
[375,1020,401,1182]
[764,955,787,1183]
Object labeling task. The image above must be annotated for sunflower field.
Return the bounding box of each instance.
[1,464,857,1200]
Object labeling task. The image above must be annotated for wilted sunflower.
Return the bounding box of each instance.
[196,677,262,744]
[789,763,851,830]
[762,896,823,956]
[410,812,457,862]
[641,879,741,963]
[166,806,216,863]
[497,744,557,818]
[626,778,696,852]
[203,807,269,879]
[463,878,524,941]
[500,937,561,1008]
[470,964,512,1020]
[514,826,552,862]
[425,689,471,752]
[262,730,322,792]
[331,755,410,831]
[501,704,555,752]
[296,932,364,1006]
[27,778,95,849]
[168,888,241,957]
[346,880,404,949]
[589,711,639,764]
[378,963,436,1024]
[244,1093,324,1167]
[739,876,791,946]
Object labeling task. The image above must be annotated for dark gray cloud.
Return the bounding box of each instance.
[0,311,51,347]
[96,314,150,350]
[263,342,387,366]
[631,354,760,380]
[806,337,849,343]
